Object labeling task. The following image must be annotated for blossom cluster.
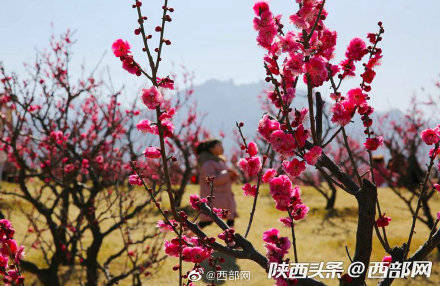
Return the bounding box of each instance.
[421,127,440,146]
[421,126,440,169]
[262,228,291,263]
[238,141,262,179]
[0,220,25,285]
[112,39,141,76]
[252,0,386,156]
[164,236,213,264]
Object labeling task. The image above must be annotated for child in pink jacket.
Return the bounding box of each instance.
[196,139,238,228]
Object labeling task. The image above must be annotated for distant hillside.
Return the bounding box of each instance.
[192,79,405,152]
[194,79,266,140]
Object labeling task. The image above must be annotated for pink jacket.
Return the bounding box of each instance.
[198,159,237,222]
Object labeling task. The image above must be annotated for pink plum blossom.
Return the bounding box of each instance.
[364,136,383,151]
[238,156,262,178]
[128,174,143,186]
[182,246,212,263]
[291,203,309,220]
[304,146,322,165]
[112,39,131,58]
[304,56,328,87]
[345,38,367,61]
[262,168,277,183]
[269,175,294,211]
[421,128,440,145]
[282,158,306,178]
[142,86,163,110]
[270,130,296,156]
[144,147,161,159]
[376,215,391,227]
[136,119,158,134]
[189,194,208,210]
[258,115,280,141]
[242,183,258,197]
[247,141,259,156]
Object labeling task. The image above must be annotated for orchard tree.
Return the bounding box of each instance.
[163,68,210,207]
[131,64,210,207]
[369,94,440,256]
[0,32,164,285]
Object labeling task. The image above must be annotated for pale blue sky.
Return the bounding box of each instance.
[1,0,439,111]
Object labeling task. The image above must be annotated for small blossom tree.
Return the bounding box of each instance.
[160,68,210,207]
[366,93,440,257]
[0,32,165,285]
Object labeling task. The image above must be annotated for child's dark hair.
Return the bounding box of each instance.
[372,155,385,164]
[196,139,221,155]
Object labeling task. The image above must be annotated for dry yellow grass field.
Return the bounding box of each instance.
[1,181,440,286]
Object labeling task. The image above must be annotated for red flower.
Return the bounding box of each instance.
[164,238,184,257]
[128,174,143,186]
[364,136,383,151]
[121,56,140,75]
[112,39,131,58]
[304,56,328,87]
[262,228,280,244]
[376,215,391,227]
[282,158,306,178]
[291,203,309,221]
[347,88,367,106]
[182,246,212,263]
[331,101,353,126]
[270,130,296,156]
[345,38,367,61]
[262,168,277,183]
[263,228,291,262]
[247,141,259,157]
[258,115,280,141]
[189,194,207,210]
[142,86,163,110]
[238,156,262,178]
[136,119,158,134]
[143,147,161,159]
[253,1,269,16]
[304,146,322,165]
[242,183,258,197]
[361,67,376,84]
[269,175,294,211]
[367,33,377,44]
[421,128,440,145]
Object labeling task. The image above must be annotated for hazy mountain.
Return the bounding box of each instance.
[194,79,308,150]
[194,79,266,138]
[193,79,406,151]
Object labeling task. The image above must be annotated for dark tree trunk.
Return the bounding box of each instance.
[86,234,103,286]
[174,165,191,207]
[21,260,61,286]
[321,170,337,210]
[325,187,337,210]
[350,179,377,285]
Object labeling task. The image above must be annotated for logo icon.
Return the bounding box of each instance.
[188,269,203,282]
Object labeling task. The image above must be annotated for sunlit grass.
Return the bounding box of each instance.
[1,181,440,285]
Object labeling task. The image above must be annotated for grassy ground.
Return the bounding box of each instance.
[2,181,440,285]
